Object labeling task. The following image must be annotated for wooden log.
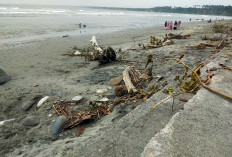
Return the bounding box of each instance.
[123,66,141,93]
[90,36,103,53]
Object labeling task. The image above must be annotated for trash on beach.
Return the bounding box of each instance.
[37,96,49,108]
[76,127,85,137]
[179,98,188,102]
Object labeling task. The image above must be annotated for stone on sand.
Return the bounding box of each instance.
[108,75,123,86]
[22,116,40,126]
[52,116,70,135]
[0,68,11,85]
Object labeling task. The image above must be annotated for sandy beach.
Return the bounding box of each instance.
[0,20,231,157]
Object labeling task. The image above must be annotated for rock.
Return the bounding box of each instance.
[99,97,109,102]
[108,76,123,86]
[37,96,49,108]
[96,88,108,94]
[21,96,41,111]
[0,119,15,126]
[52,116,70,135]
[72,95,83,101]
[0,68,11,85]
[22,116,40,126]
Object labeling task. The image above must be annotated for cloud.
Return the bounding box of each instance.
[0,0,230,8]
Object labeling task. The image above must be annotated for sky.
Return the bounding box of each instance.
[0,0,231,8]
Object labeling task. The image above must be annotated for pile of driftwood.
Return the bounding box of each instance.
[66,36,116,64]
[201,35,222,41]
[194,34,229,50]
[53,100,110,129]
[166,33,191,39]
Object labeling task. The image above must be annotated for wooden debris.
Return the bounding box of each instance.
[201,35,222,41]
[53,101,110,129]
[167,33,190,39]
[115,85,128,97]
[122,66,143,93]
[216,35,229,49]
[90,36,103,53]
[219,63,232,71]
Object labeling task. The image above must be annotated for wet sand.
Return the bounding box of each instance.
[0,21,231,157]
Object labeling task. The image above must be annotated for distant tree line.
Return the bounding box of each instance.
[150,5,232,16]
[93,5,232,16]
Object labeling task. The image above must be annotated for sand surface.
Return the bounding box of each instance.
[0,21,231,157]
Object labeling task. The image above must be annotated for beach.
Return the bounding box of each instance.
[0,20,232,157]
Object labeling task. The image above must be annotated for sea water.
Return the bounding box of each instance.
[0,4,231,43]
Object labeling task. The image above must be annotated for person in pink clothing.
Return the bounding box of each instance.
[177,21,181,28]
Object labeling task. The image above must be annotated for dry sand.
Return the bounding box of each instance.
[0,21,231,157]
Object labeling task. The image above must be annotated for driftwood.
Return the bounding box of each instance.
[167,33,191,39]
[216,35,229,49]
[201,35,222,41]
[90,36,103,53]
[53,101,109,129]
[122,66,143,93]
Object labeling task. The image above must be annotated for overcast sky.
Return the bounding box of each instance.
[0,0,231,8]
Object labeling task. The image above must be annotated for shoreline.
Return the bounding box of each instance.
[0,20,211,48]
[0,20,231,156]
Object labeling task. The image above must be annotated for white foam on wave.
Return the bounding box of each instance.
[0,7,7,10]
[76,12,124,16]
[0,7,68,15]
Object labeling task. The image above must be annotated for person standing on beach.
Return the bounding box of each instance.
[170,21,173,30]
[164,21,167,29]
[166,21,170,30]
[177,21,181,28]
[174,21,177,30]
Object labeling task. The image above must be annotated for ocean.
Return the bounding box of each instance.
[0,4,231,43]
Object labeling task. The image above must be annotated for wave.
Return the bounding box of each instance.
[0,7,7,10]
[0,9,68,15]
[75,12,125,16]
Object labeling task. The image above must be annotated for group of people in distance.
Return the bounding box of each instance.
[164,20,181,30]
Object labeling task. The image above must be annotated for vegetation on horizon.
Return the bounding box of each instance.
[150,5,232,16]
[93,5,232,16]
